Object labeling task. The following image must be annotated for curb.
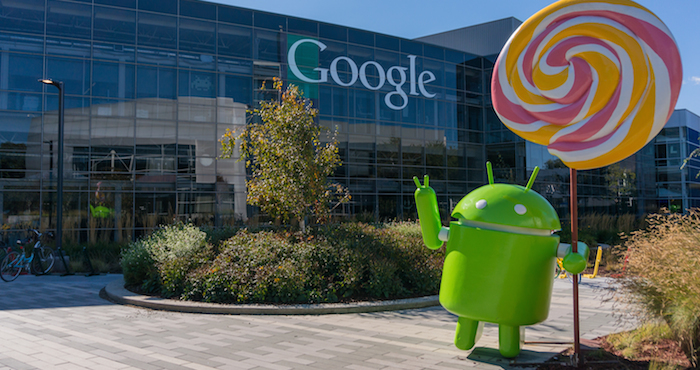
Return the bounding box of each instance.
[104,279,440,315]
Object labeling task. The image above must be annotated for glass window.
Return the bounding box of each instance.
[138,0,176,15]
[348,29,373,47]
[217,57,252,74]
[137,66,176,99]
[90,117,134,147]
[95,0,135,9]
[423,58,444,87]
[401,40,422,56]
[179,70,216,98]
[93,43,136,62]
[179,18,215,54]
[217,24,252,59]
[46,37,91,58]
[47,0,91,40]
[136,99,176,120]
[179,52,215,70]
[7,53,43,93]
[180,0,215,20]
[91,98,135,117]
[445,49,466,64]
[465,67,482,93]
[377,137,399,165]
[94,6,136,44]
[402,139,423,166]
[320,23,346,42]
[46,57,91,96]
[254,12,285,31]
[351,90,374,119]
[138,13,177,49]
[135,119,176,146]
[0,33,43,53]
[375,34,398,50]
[254,30,282,63]
[423,44,444,60]
[222,74,251,105]
[0,0,45,35]
[136,47,176,66]
[288,18,317,37]
[218,6,251,25]
[93,61,135,99]
[1,92,41,112]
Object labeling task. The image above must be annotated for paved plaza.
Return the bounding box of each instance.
[0,274,634,369]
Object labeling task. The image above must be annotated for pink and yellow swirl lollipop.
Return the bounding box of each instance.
[492,0,682,170]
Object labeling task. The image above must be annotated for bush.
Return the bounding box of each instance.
[181,222,443,304]
[615,209,700,367]
[121,223,211,296]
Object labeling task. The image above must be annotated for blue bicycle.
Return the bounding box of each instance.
[0,230,56,282]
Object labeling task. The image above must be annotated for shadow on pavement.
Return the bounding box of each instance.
[0,274,122,311]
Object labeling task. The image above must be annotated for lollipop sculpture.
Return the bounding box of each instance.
[490,0,682,364]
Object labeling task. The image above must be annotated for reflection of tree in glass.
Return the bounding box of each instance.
[605,163,636,214]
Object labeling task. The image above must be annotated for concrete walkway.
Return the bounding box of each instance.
[0,274,634,369]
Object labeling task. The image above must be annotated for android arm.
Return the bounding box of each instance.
[413,175,446,249]
[557,242,590,275]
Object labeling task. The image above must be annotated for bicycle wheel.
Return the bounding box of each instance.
[1,251,22,282]
[32,246,55,275]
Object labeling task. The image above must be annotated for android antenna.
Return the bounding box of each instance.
[486,162,494,186]
[525,166,539,192]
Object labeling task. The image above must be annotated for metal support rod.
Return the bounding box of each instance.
[570,167,582,368]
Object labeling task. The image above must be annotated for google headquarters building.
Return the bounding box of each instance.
[0,0,698,243]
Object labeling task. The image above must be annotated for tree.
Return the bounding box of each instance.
[220,78,349,231]
[605,163,636,213]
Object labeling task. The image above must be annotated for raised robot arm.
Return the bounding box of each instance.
[413,175,444,250]
[557,241,590,275]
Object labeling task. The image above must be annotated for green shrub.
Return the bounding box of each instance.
[615,210,700,367]
[181,222,443,304]
[121,223,210,296]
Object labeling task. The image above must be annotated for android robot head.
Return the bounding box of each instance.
[452,162,561,234]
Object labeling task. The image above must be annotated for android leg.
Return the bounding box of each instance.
[454,317,483,350]
[498,324,524,358]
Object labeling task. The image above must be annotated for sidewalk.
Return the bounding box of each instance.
[0,274,634,370]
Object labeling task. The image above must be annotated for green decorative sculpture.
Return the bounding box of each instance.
[413,162,588,358]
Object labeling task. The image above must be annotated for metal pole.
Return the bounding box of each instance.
[570,167,581,367]
[56,81,63,253]
[40,79,73,275]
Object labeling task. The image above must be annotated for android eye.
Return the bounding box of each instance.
[514,204,527,215]
[476,199,487,209]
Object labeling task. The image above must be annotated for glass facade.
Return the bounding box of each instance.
[0,0,681,245]
[0,0,490,243]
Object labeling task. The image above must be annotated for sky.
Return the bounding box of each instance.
[215,0,700,116]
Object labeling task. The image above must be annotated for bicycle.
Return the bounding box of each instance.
[0,229,56,282]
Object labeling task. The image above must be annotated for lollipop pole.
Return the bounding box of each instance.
[570,167,582,367]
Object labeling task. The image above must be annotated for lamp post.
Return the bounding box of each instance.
[39,79,72,275]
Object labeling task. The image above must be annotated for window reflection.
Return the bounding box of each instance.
[138,13,177,49]
[94,6,136,44]
[47,0,91,39]
[179,18,215,54]
[218,24,252,58]
[0,0,45,35]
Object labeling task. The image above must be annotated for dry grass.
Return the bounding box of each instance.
[614,209,700,367]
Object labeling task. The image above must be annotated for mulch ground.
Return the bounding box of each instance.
[533,336,692,369]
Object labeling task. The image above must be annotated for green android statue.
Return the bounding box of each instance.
[414,162,588,358]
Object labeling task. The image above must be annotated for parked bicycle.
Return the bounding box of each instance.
[0,229,56,282]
